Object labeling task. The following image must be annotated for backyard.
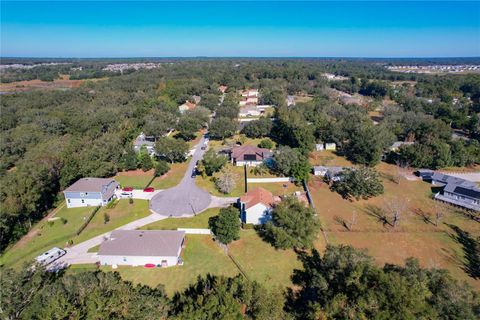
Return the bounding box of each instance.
[307,160,480,289]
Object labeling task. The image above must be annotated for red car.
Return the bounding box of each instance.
[143,187,155,192]
[122,187,133,192]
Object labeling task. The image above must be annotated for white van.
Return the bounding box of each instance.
[35,247,66,266]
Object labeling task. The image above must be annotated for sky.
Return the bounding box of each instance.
[1,1,479,58]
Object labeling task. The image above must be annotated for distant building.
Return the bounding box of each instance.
[192,95,201,104]
[325,143,337,151]
[389,141,414,152]
[231,145,273,167]
[218,85,228,93]
[98,230,185,267]
[313,166,345,181]
[241,89,259,98]
[239,105,261,117]
[179,101,197,113]
[286,95,295,106]
[64,178,119,208]
[133,132,156,156]
[239,187,275,224]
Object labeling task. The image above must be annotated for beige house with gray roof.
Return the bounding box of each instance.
[98,230,185,267]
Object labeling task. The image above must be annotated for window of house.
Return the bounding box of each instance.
[68,199,71,203]
[81,199,85,203]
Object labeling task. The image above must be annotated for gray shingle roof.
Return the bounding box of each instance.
[98,230,185,257]
[64,177,118,200]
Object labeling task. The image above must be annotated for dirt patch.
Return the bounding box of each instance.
[117,169,154,177]
[0,77,107,93]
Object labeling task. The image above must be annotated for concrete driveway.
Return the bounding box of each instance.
[115,189,162,200]
[150,135,213,217]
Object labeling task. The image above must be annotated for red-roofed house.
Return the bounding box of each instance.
[231,145,273,167]
[239,187,275,224]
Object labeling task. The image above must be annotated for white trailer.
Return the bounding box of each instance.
[35,247,66,266]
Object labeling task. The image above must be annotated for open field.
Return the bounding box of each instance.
[0,76,106,93]
[309,150,354,167]
[0,200,151,268]
[307,159,480,289]
[195,164,246,197]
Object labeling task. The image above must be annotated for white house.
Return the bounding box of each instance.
[98,230,185,267]
[325,143,337,151]
[64,178,119,208]
[313,166,345,181]
[239,187,275,225]
[239,105,261,117]
[315,143,324,151]
[241,89,259,97]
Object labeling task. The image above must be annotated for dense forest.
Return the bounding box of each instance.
[1,58,479,255]
[1,245,479,319]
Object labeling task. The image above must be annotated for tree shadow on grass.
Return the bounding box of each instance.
[363,204,392,227]
[333,215,350,231]
[446,223,480,279]
[411,207,434,225]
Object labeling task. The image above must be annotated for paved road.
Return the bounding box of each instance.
[150,135,214,217]
[53,134,238,267]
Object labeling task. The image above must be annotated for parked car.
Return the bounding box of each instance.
[143,187,155,192]
[122,187,133,192]
[120,192,133,198]
[191,169,197,178]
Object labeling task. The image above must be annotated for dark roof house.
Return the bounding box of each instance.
[231,145,272,165]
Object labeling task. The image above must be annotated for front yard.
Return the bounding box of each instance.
[195,164,246,197]
[0,200,151,268]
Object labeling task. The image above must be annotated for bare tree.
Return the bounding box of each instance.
[349,210,357,231]
[434,202,448,227]
[384,197,408,228]
[215,168,237,194]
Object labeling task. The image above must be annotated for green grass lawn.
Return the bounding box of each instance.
[74,200,151,244]
[0,205,92,268]
[1,200,151,268]
[228,230,302,289]
[115,171,154,189]
[195,164,245,197]
[140,207,219,230]
[150,160,190,190]
[247,182,303,196]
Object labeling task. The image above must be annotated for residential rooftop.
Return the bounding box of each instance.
[98,230,185,257]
